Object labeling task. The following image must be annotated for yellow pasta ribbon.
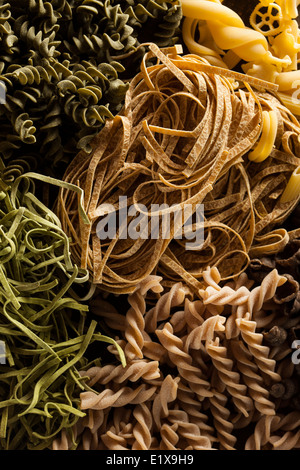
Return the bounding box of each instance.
[248,110,278,162]
[280,166,300,203]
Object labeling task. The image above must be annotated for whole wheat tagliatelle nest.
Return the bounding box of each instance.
[56,43,300,295]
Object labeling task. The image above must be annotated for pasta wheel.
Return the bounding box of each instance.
[250,2,284,37]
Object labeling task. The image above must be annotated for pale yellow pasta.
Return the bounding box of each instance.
[182,16,227,68]
[248,110,278,163]
[280,165,300,203]
[181,0,290,66]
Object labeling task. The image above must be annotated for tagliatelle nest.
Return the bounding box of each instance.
[56,43,300,295]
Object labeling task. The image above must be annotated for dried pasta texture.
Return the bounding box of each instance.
[245,235,300,415]
[0,0,182,174]
[52,266,299,450]
[0,159,125,450]
[57,43,300,295]
[181,0,300,114]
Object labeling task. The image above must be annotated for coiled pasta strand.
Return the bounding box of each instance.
[199,284,250,306]
[167,409,213,449]
[132,403,153,450]
[152,375,180,429]
[225,268,286,338]
[155,322,213,399]
[124,276,163,360]
[236,312,282,383]
[230,339,277,416]
[206,337,253,417]
[208,390,236,450]
[0,0,182,171]
[246,269,287,315]
[181,0,290,67]
[80,360,160,387]
[184,315,226,351]
[80,384,157,410]
[159,422,179,450]
[144,282,188,333]
[245,412,300,450]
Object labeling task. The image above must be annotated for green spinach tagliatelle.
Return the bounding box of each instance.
[0,159,125,450]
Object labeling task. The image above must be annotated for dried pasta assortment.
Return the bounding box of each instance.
[57,44,300,295]
[0,0,300,452]
[0,158,125,450]
[51,265,300,450]
[0,0,182,175]
[181,0,300,114]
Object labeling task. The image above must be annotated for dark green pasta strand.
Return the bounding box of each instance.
[0,0,182,175]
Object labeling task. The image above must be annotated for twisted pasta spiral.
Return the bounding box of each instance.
[236,312,282,383]
[132,403,153,450]
[156,322,213,399]
[230,339,277,416]
[206,337,253,417]
[80,383,157,410]
[0,0,182,172]
[245,412,300,450]
[80,360,160,386]
[208,390,236,450]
